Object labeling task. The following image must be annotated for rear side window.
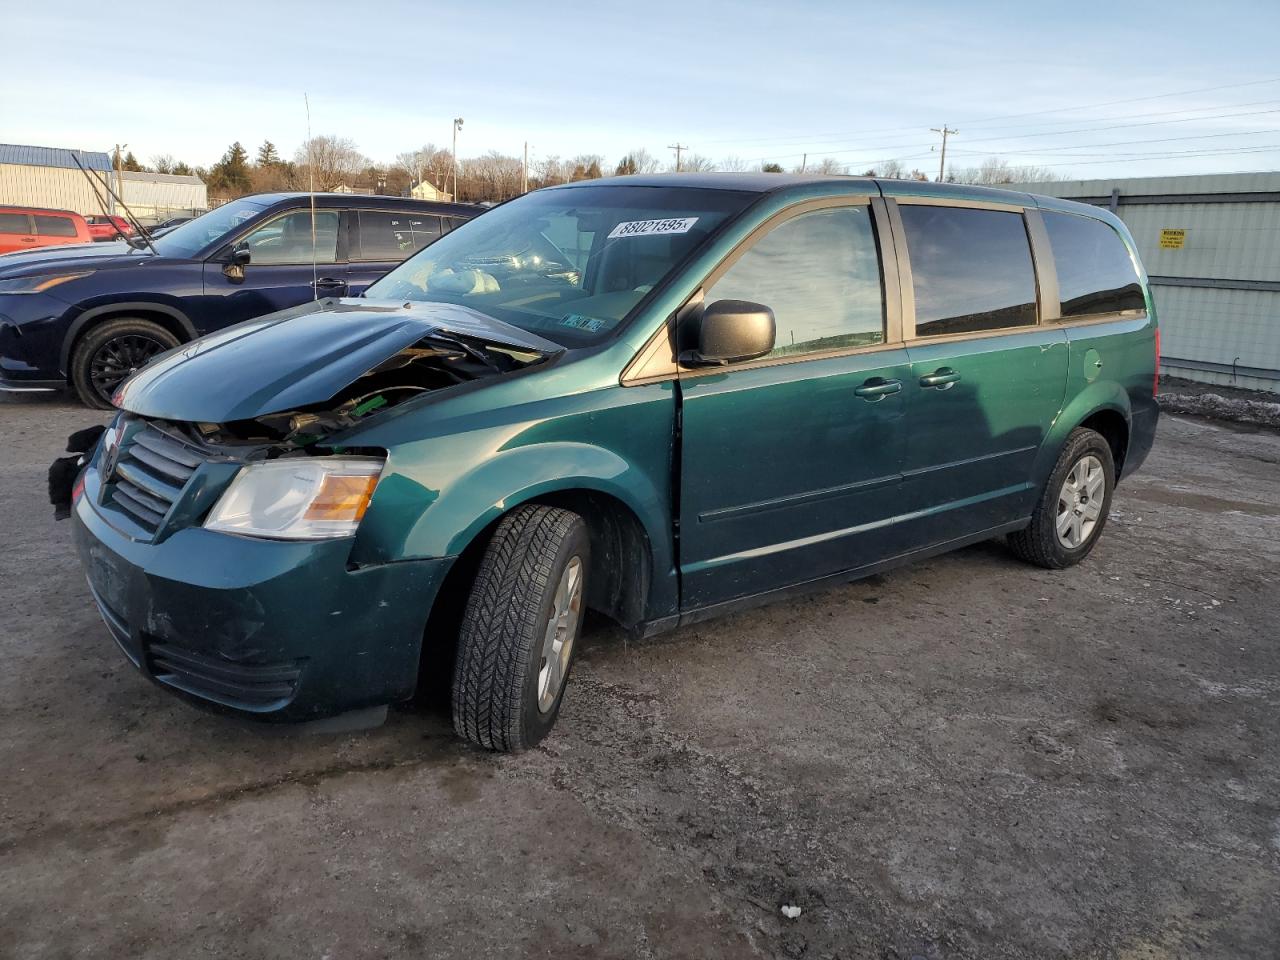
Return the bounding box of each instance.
[406,214,442,248]
[899,205,1037,337]
[708,205,884,358]
[356,211,416,260]
[34,215,78,237]
[0,213,30,234]
[1043,211,1145,318]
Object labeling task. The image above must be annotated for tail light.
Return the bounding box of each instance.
[1153,327,1161,396]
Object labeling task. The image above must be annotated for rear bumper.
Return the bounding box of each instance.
[1122,403,1160,480]
[72,467,454,722]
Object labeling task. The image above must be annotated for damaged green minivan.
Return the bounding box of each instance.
[69,174,1159,750]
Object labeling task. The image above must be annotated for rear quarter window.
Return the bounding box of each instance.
[0,213,32,234]
[1042,211,1145,318]
[34,215,79,237]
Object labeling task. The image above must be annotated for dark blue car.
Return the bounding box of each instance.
[0,192,476,406]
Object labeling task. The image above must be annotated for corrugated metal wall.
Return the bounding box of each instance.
[0,164,116,215]
[119,172,207,218]
[1005,172,1280,392]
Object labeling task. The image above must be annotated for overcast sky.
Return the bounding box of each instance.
[4,0,1278,180]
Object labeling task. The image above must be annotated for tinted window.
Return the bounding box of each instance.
[357,211,416,260]
[1043,211,1145,318]
[708,206,884,358]
[900,205,1037,337]
[34,215,78,237]
[0,213,30,234]
[407,214,442,249]
[241,210,339,265]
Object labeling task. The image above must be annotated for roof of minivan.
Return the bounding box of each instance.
[551,172,1103,215]
[0,204,84,217]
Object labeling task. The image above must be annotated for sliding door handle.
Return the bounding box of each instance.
[919,368,961,389]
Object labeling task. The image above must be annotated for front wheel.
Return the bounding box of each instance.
[70,318,179,408]
[452,505,590,752]
[1007,427,1116,569]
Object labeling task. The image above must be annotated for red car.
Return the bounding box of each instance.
[83,213,135,242]
[0,206,93,254]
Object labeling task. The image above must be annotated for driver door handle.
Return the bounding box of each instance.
[313,277,348,291]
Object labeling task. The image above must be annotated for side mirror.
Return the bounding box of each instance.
[682,299,775,366]
[230,241,251,266]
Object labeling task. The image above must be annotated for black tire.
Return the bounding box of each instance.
[1008,427,1116,569]
[70,318,180,409]
[452,505,590,752]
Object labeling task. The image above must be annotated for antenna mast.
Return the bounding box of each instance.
[305,94,318,300]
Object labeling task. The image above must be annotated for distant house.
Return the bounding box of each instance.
[411,179,451,202]
[0,143,206,220]
[331,183,375,196]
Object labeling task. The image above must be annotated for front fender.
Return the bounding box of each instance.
[351,438,676,612]
[1031,380,1131,490]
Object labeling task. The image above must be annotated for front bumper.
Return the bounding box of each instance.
[0,293,79,388]
[72,466,455,722]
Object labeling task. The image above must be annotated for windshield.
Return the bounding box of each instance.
[364,185,755,346]
[151,198,269,258]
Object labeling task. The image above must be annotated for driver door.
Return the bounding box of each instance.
[678,200,910,610]
[201,208,345,330]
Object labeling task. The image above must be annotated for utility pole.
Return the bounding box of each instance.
[668,142,687,172]
[113,142,126,215]
[930,125,957,182]
[522,141,528,194]
[800,153,807,173]
[451,117,464,200]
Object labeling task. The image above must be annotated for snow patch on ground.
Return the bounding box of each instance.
[1159,392,1280,428]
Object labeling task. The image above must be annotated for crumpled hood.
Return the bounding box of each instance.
[0,241,146,276]
[115,298,561,422]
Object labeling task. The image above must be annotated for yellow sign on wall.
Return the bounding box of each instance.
[1160,229,1186,249]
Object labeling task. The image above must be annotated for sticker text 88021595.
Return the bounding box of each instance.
[607,217,699,239]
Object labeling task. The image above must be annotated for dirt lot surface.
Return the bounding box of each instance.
[2,393,1278,960]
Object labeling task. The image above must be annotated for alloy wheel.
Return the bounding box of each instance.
[1056,454,1105,549]
[89,334,167,403]
[536,556,583,713]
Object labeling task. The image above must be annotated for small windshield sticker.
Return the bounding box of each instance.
[559,314,612,333]
[607,217,699,239]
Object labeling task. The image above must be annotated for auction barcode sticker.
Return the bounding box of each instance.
[608,217,699,239]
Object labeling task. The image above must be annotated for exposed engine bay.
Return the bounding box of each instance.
[166,331,546,450]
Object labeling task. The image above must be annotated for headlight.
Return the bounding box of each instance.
[205,457,384,540]
[0,272,94,295]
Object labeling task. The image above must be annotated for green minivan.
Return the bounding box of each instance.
[70,174,1159,750]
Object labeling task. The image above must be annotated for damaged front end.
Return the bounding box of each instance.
[54,299,560,527]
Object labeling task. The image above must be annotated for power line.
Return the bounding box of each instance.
[941,128,1280,158]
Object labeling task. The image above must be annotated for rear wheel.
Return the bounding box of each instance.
[452,505,590,752]
[1008,427,1116,569]
[70,318,179,408]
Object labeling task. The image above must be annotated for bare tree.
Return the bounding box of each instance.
[716,155,749,172]
[950,157,1062,185]
[396,144,454,194]
[294,135,367,191]
[877,159,907,179]
[813,157,847,175]
[615,148,661,175]
[676,153,714,173]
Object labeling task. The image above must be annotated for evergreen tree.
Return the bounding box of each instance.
[256,140,281,166]
[208,142,251,193]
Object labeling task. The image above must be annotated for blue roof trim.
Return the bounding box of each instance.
[0,144,113,171]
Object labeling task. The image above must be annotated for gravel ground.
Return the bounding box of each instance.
[2,392,1278,959]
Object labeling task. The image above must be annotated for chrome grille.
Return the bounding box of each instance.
[106,424,204,535]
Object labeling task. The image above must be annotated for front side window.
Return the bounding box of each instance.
[900,204,1037,337]
[366,186,755,347]
[241,210,340,265]
[151,198,267,258]
[707,206,884,358]
[1043,211,1145,318]
[34,215,78,237]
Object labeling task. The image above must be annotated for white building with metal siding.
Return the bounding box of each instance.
[1004,172,1280,392]
[0,143,115,214]
[119,170,207,220]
